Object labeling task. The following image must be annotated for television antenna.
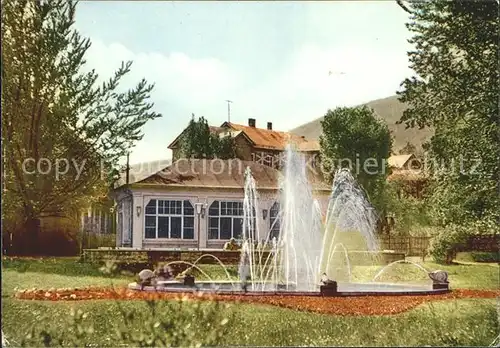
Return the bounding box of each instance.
[225,100,233,122]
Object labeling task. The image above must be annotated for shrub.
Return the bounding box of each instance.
[429,224,469,264]
[470,252,499,263]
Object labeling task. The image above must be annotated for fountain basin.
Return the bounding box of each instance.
[127,280,449,297]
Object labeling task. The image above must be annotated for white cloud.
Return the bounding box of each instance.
[85,39,235,105]
[82,39,237,164]
[82,39,412,165]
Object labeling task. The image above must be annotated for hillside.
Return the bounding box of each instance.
[290,95,433,152]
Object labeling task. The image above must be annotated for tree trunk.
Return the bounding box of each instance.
[23,216,40,256]
[445,249,456,265]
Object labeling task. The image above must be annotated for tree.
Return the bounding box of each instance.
[319,106,392,209]
[396,0,499,228]
[180,115,236,159]
[2,0,161,253]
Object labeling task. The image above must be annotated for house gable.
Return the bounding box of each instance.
[387,154,416,169]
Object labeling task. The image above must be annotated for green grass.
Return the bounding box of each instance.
[348,261,499,289]
[221,299,499,346]
[1,257,130,296]
[2,297,498,347]
[421,261,499,289]
[2,257,499,347]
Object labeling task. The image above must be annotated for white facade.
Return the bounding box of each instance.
[114,186,330,250]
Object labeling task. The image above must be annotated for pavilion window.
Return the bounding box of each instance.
[208,200,255,240]
[269,201,280,241]
[144,199,195,239]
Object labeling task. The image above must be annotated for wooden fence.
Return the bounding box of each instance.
[379,236,431,256]
[379,234,499,256]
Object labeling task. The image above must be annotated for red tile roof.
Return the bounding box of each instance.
[224,122,314,151]
[168,121,320,152]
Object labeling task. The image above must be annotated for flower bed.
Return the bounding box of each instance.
[14,287,499,316]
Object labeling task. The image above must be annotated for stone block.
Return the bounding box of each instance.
[320,281,338,296]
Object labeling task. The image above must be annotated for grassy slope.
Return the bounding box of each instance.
[2,257,499,347]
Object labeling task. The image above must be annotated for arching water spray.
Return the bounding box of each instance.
[372,260,430,282]
[190,254,236,286]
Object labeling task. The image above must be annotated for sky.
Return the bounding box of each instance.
[75,1,415,165]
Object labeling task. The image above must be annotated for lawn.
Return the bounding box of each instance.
[2,257,499,347]
[2,257,131,297]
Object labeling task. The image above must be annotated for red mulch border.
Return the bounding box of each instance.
[14,287,499,316]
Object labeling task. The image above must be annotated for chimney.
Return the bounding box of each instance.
[267,122,273,130]
[248,118,256,127]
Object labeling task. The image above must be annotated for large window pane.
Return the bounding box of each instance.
[184,216,194,228]
[175,201,182,214]
[208,217,219,240]
[269,229,279,241]
[170,217,182,238]
[270,202,279,216]
[269,202,280,240]
[183,201,194,216]
[270,217,280,239]
[145,216,156,227]
[208,229,218,239]
[220,217,232,239]
[209,217,218,228]
[145,214,156,239]
[145,200,157,214]
[145,227,156,239]
[158,216,169,238]
[209,201,219,216]
[233,218,243,239]
[158,200,166,214]
[184,227,194,239]
[250,217,257,239]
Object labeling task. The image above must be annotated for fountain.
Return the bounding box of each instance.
[128,145,449,296]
